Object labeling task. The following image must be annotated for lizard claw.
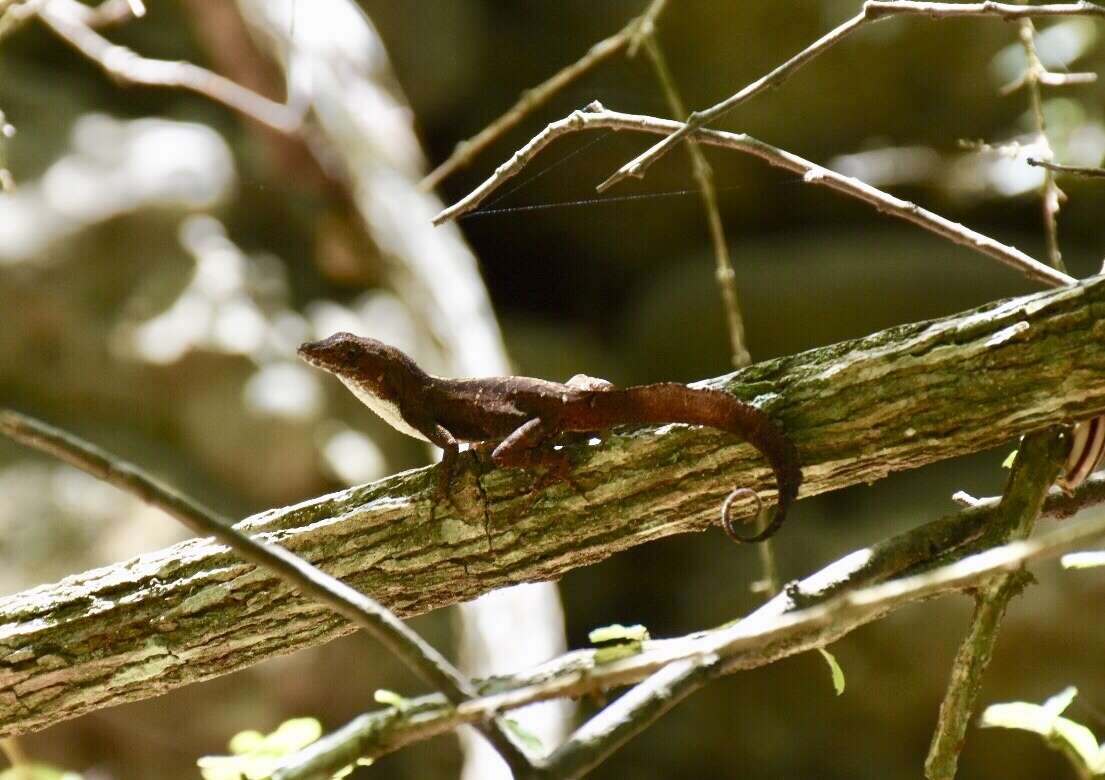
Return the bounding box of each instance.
[524,452,588,504]
[719,487,785,544]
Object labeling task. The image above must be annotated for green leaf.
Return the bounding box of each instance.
[593,642,643,664]
[374,689,411,712]
[1002,449,1019,469]
[588,623,650,644]
[266,718,323,752]
[503,718,544,753]
[331,758,373,779]
[817,648,846,696]
[981,690,1104,773]
[227,730,265,754]
[198,717,325,780]
[197,755,253,780]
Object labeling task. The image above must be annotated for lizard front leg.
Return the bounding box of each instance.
[409,416,463,511]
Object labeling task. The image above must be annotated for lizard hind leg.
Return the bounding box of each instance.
[720,487,785,544]
[492,418,588,502]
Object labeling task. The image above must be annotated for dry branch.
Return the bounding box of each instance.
[1028,158,1105,178]
[924,429,1067,778]
[3,273,1105,737]
[36,0,300,132]
[273,476,1105,778]
[0,412,532,771]
[420,0,668,190]
[597,0,1105,191]
[433,108,1073,290]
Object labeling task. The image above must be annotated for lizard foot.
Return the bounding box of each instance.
[510,450,589,515]
[532,450,589,497]
[431,449,472,517]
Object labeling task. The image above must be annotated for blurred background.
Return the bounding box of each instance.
[1,0,1104,777]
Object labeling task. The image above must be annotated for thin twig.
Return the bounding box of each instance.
[596,0,1105,192]
[272,482,1105,779]
[35,0,301,133]
[536,658,713,779]
[925,12,1089,772]
[0,0,42,40]
[1027,158,1105,178]
[520,42,780,776]
[420,0,669,190]
[924,429,1068,779]
[0,108,13,193]
[48,0,142,27]
[0,410,534,774]
[1017,19,1067,272]
[641,38,751,370]
[640,36,779,597]
[435,108,1075,289]
[864,0,1105,18]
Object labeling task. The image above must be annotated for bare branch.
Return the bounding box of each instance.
[640,38,751,370]
[596,0,1105,192]
[536,658,711,779]
[1017,20,1068,272]
[639,35,778,592]
[0,411,533,773]
[864,1,1105,19]
[925,429,1068,779]
[272,475,1105,778]
[435,107,1074,289]
[47,0,142,27]
[35,0,301,133]
[420,0,669,190]
[1028,158,1105,178]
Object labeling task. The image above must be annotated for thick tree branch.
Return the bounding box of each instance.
[0,412,533,772]
[2,274,1105,737]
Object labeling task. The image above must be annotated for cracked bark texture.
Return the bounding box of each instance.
[3,274,1105,737]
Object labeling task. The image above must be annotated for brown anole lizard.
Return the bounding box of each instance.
[298,333,802,542]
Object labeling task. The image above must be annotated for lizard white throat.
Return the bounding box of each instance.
[338,376,430,442]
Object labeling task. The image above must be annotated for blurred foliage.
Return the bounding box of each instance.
[197,717,369,780]
[1,1,1104,779]
[981,688,1105,777]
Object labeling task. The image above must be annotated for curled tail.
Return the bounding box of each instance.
[611,383,802,542]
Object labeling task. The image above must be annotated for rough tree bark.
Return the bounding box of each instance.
[2,273,1104,737]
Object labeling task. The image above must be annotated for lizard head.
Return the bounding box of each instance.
[297,332,425,399]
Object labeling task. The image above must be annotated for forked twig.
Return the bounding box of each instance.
[36,0,301,133]
[420,0,669,190]
[597,0,1105,192]
[435,107,1074,289]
